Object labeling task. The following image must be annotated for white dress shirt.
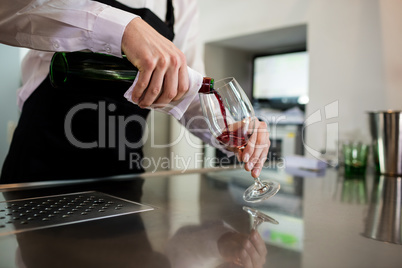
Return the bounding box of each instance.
[0,0,217,146]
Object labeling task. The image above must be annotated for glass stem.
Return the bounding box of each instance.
[252,217,263,230]
[253,177,265,189]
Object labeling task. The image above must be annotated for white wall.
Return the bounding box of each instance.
[198,0,402,156]
[0,45,21,173]
[378,0,402,109]
[307,0,386,152]
[198,0,308,43]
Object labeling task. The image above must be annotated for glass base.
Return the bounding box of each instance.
[243,181,280,203]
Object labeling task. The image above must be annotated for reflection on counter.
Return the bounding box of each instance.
[2,166,402,267]
[330,164,372,205]
[166,212,268,268]
[219,168,303,217]
[243,206,279,227]
[206,167,304,266]
[339,173,368,205]
[284,166,326,178]
[256,211,303,252]
[14,214,170,268]
[363,175,402,245]
[242,206,303,253]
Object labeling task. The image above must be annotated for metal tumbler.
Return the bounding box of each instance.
[368,111,402,175]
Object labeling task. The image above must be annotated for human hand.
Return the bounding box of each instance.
[236,120,270,178]
[121,18,189,108]
[217,230,267,268]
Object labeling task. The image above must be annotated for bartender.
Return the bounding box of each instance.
[0,0,270,184]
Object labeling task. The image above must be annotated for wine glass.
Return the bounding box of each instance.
[243,206,279,228]
[199,77,280,202]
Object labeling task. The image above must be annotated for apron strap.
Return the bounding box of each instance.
[165,0,175,34]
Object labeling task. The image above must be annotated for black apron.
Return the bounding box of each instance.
[0,0,175,184]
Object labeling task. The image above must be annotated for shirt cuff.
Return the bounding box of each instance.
[91,6,139,57]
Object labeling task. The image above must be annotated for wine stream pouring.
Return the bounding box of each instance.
[199,82,250,149]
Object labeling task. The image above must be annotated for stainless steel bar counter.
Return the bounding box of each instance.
[0,166,401,268]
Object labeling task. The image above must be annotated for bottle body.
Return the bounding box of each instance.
[49,52,138,88]
[49,52,215,96]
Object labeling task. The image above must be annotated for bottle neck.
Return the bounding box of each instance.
[199,77,214,94]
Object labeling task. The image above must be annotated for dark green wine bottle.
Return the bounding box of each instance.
[49,51,215,93]
[49,51,138,88]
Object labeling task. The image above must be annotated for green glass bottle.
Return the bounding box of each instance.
[49,51,215,93]
[49,51,138,88]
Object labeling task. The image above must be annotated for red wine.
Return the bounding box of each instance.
[199,78,253,150]
[212,90,229,130]
[216,130,250,149]
[199,78,230,136]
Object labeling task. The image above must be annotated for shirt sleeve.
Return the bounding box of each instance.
[0,0,138,57]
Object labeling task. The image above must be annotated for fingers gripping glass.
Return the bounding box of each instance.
[199,77,280,202]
